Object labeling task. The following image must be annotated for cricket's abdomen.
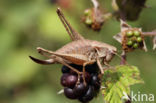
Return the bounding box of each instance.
[56,40,94,55]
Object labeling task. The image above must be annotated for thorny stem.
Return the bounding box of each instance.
[142,31,156,36]
[120,50,127,65]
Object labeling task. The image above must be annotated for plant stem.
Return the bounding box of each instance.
[142,31,156,36]
[120,50,127,65]
[91,0,99,9]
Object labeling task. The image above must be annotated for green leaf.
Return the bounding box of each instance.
[102,65,144,103]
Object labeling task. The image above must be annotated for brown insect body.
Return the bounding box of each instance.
[57,39,116,55]
[35,39,116,67]
[30,8,117,85]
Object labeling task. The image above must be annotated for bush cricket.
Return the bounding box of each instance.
[29,8,117,85]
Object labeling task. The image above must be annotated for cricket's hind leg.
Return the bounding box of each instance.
[37,47,55,57]
[36,47,82,74]
[56,8,84,41]
[56,59,83,85]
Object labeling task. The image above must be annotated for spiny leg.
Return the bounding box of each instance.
[37,47,54,55]
[56,8,84,41]
[97,59,116,75]
[57,8,74,41]
[57,59,82,74]
[104,59,118,71]
[104,62,114,69]
[36,47,57,58]
[83,63,87,86]
[97,59,104,74]
[37,47,89,64]
[37,48,83,77]
[56,58,83,84]
[83,60,96,86]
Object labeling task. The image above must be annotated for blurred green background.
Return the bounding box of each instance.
[0,0,156,103]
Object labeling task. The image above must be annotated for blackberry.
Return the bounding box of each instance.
[60,64,101,103]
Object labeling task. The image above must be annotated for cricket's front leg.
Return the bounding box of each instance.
[97,59,104,74]
[97,59,114,74]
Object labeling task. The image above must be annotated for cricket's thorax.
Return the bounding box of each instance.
[88,40,117,52]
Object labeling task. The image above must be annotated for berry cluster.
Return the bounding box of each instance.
[122,29,144,52]
[60,64,101,103]
[82,9,103,31]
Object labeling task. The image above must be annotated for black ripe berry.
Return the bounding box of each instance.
[66,74,78,88]
[80,72,91,83]
[86,63,98,73]
[61,73,69,87]
[61,65,70,73]
[78,86,94,103]
[61,73,77,88]
[60,64,101,103]
[91,74,101,90]
[70,64,83,71]
[73,83,88,97]
[64,87,77,99]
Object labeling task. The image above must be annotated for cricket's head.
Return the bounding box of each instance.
[95,46,117,63]
[109,47,117,54]
[105,49,116,63]
[103,46,117,62]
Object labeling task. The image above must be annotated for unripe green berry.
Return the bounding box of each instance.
[126,31,133,37]
[127,40,133,46]
[84,9,91,16]
[133,43,139,49]
[85,18,92,25]
[134,30,140,37]
[137,37,142,42]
